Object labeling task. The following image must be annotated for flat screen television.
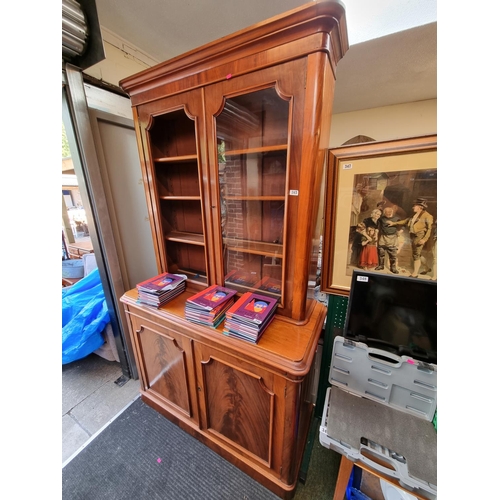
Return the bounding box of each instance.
[344,270,437,364]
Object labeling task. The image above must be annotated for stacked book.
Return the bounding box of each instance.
[185,284,237,328]
[223,292,278,343]
[136,272,187,308]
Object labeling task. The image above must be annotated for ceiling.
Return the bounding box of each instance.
[92,0,437,114]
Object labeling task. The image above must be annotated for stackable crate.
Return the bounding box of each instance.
[320,336,437,499]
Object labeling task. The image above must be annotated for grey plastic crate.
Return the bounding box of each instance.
[319,336,437,498]
[329,336,437,421]
[320,387,437,499]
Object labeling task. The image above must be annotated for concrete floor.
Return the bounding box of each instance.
[62,353,140,465]
[62,233,141,466]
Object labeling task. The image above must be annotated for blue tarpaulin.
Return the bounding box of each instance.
[62,267,109,364]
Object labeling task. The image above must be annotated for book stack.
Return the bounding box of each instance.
[136,272,187,308]
[185,284,237,328]
[223,292,278,343]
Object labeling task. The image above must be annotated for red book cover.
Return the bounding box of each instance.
[138,285,185,308]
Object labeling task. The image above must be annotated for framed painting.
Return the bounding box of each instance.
[321,135,437,296]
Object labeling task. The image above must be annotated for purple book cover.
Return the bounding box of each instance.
[226,292,278,324]
[186,284,237,311]
[136,273,186,293]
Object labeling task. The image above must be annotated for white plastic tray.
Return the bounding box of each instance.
[329,336,437,421]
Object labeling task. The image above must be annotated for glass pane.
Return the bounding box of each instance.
[217,87,289,299]
[217,88,289,151]
[62,121,94,260]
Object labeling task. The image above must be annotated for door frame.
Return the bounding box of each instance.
[62,63,138,379]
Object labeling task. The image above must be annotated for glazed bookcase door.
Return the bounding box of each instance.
[204,59,321,320]
[137,90,210,286]
[217,87,288,300]
[205,61,307,316]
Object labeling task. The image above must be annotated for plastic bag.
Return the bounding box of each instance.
[62,267,109,364]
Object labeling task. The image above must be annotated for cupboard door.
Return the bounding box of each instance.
[136,89,212,285]
[130,315,196,422]
[204,60,308,319]
[218,88,288,300]
[193,342,286,472]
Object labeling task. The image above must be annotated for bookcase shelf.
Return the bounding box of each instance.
[159,196,201,201]
[223,238,283,258]
[155,161,200,199]
[224,145,287,157]
[224,196,285,201]
[154,154,198,163]
[165,231,205,246]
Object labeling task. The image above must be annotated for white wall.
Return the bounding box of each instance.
[329,99,437,147]
[84,84,158,288]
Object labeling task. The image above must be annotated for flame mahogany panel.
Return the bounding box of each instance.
[201,355,273,464]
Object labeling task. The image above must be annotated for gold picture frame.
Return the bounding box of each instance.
[321,135,437,296]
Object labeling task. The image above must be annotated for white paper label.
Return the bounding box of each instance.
[357,275,369,282]
[289,189,299,196]
[343,163,353,170]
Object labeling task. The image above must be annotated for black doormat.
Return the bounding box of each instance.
[62,397,281,500]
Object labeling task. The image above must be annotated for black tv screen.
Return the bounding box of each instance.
[344,270,437,364]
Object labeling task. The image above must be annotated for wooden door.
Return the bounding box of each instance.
[193,341,288,474]
[128,314,198,424]
[204,59,308,320]
[135,89,214,286]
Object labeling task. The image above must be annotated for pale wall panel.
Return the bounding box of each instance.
[329,99,437,147]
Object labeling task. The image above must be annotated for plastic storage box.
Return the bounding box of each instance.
[320,336,437,499]
[62,259,85,279]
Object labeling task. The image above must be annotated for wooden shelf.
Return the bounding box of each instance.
[224,196,285,201]
[176,269,207,283]
[165,231,205,246]
[154,154,198,163]
[224,145,287,156]
[223,237,283,258]
[159,196,201,201]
